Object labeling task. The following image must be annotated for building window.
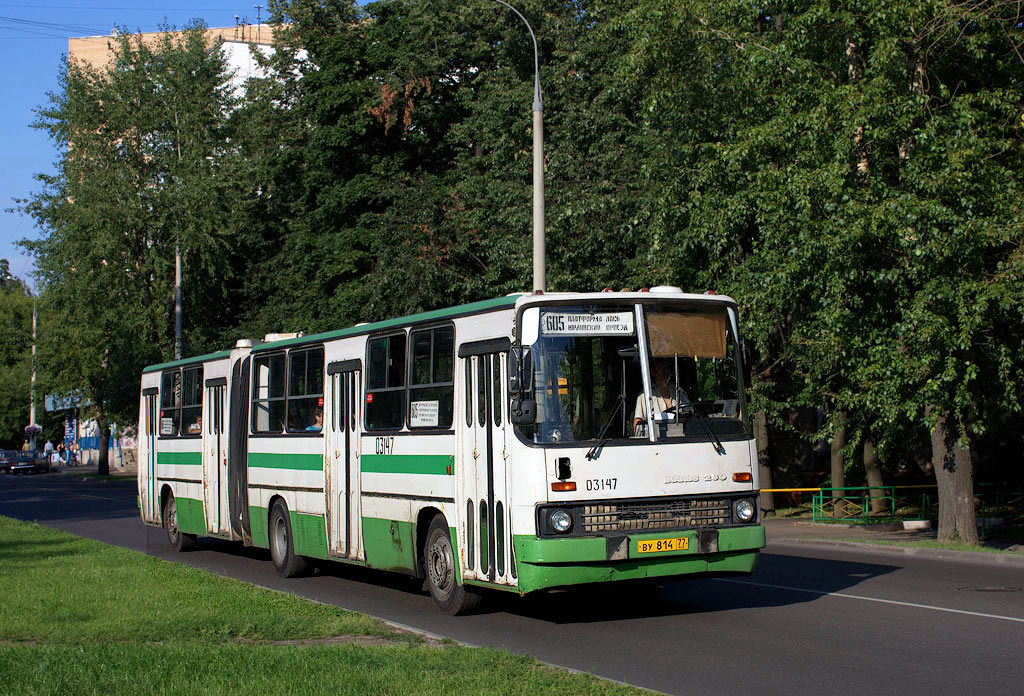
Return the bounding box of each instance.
[366,333,406,430]
[408,325,454,429]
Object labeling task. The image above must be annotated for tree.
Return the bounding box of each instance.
[21,24,245,473]
[619,0,1024,542]
[0,261,34,449]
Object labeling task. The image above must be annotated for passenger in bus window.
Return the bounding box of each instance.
[188,416,202,434]
[305,407,323,432]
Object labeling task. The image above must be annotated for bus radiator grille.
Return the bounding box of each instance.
[581,499,731,533]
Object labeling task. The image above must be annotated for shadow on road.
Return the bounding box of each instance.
[479,552,899,624]
[185,537,899,625]
[0,473,137,524]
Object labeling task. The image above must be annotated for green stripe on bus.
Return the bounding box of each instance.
[157,451,201,466]
[361,454,453,475]
[247,452,323,470]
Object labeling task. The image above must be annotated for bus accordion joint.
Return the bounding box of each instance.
[733,472,752,482]
[551,481,576,492]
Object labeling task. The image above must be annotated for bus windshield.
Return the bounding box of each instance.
[517,303,748,445]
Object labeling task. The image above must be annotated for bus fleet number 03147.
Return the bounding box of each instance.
[585,477,617,491]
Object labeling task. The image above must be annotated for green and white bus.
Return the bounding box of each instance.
[138,288,764,614]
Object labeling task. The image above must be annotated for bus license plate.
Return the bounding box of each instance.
[637,537,689,554]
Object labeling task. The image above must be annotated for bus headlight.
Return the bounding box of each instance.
[734,499,755,523]
[549,509,573,533]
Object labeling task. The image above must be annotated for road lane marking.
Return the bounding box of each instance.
[715,578,1024,624]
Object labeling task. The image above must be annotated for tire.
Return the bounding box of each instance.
[164,493,196,552]
[269,500,307,578]
[424,515,481,615]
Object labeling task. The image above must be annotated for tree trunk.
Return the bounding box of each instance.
[96,415,109,476]
[754,410,775,516]
[863,438,886,515]
[830,410,847,501]
[929,407,978,544]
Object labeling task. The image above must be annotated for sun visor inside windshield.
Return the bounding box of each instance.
[647,312,727,358]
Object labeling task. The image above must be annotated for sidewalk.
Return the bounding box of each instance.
[764,516,1024,568]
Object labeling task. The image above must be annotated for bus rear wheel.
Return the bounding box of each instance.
[164,493,196,552]
[424,515,481,615]
[269,500,307,578]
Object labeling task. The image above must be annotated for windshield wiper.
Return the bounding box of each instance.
[586,393,626,460]
[677,392,726,456]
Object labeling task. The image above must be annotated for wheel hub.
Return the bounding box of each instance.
[429,538,452,594]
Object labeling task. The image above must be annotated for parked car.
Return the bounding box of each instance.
[9,450,50,474]
[0,449,14,473]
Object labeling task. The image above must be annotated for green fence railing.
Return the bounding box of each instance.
[810,485,935,523]
[806,484,1024,528]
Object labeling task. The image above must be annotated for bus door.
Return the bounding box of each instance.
[141,388,159,524]
[326,361,363,559]
[203,379,228,536]
[458,346,513,585]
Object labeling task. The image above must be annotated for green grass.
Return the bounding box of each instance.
[0,516,645,695]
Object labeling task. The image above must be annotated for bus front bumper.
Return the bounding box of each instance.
[512,525,765,593]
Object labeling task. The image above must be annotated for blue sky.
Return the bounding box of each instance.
[1,2,265,289]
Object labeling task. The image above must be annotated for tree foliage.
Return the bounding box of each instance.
[19,2,1024,538]
[0,261,34,448]
[21,24,246,470]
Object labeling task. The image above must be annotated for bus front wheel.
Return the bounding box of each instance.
[269,500,307,578]
[164,493,196,552]
[424,515,480,615]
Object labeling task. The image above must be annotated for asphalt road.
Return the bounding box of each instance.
[2,472,1022,696]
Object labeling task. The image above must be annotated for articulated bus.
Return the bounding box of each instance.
[138,288,764,614]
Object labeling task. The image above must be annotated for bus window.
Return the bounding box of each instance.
[159,370,182,436]
[182,366,203,435]
[252,353,286,433]
[409,326,454,429]
[287,347,324,432]
[366,334,406,430]
[492,354,502,427]
[477,357,487,427]
[464,358,472,428]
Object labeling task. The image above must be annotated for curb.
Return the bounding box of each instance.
[771,537,1024,568]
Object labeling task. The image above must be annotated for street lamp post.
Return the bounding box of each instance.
[493,0,545,293]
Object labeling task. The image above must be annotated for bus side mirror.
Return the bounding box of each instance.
[510,397,536,425]
[509,345,533,395]
[509,345,536,425]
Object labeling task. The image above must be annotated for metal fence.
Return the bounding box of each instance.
[807,485,934,523]
[769,484,1024,528]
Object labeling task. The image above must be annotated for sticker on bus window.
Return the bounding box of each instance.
[540,312,635,336]
[410,400,440,427]
[160,418,175,435]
